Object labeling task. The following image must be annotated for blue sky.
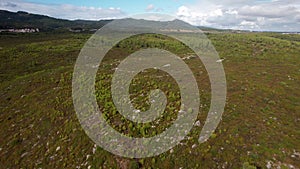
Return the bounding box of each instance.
[25,0,196,14]
[0,0,299,31]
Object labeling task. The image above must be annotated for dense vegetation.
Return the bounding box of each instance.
[0,31,299,169]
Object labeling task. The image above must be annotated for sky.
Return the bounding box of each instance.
[0,0,299,32]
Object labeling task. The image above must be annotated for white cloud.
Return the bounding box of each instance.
[146,4,155,11]
[176,0,300,31]
[132,13,175,21]
[0,0,126,20]
[145,4,164,12]
[238,5,299,18]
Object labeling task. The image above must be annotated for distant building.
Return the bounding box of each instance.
[0,28,39,33]
[282,32,300,35]
[69,28,84,33]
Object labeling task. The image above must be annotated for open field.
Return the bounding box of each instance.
[0,31,299,169]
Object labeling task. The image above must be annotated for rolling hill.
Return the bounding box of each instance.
[0,10,111,32]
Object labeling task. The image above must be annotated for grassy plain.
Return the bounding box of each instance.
[0,31,299,169]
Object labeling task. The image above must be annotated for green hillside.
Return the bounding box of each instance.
[0,30,299,168]
[0,10,111,31]
[0,10,300,168]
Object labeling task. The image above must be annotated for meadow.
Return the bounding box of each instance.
[0,31,299,169]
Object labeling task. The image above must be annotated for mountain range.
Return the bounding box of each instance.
[0,10,112,32]
[0,10,225,33]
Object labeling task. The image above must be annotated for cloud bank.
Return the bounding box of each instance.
[0,0,126,20]
[176,0,300,31]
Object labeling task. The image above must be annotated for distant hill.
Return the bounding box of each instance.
[0,10,112,32]
[0,10,234,33]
